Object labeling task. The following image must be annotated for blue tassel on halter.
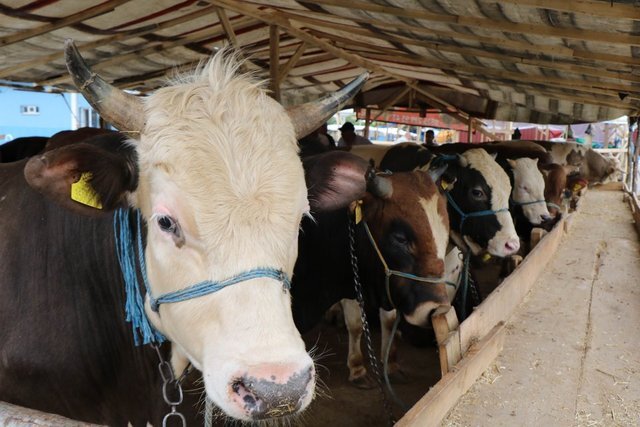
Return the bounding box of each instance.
[113,208,166,346]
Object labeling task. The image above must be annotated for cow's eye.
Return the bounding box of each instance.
[157,215,178,234]
[471,188,485,199]
[391,231,409,246]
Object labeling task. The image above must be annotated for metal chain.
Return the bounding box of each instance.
[151,343,187,427]
[347,212,397,426]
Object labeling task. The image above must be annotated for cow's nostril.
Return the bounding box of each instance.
[505,240,520,252]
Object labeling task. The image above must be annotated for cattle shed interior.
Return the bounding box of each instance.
[2,0,640,131]
[2,1,640,427]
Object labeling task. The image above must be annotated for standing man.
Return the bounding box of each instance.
[423,129,438,147]
[337,122,372,148]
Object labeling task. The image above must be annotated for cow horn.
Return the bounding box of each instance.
[64,39,145,133]
[287,72,369,140]
[366,161,393,199]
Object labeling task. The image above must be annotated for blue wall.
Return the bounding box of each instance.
[0,87,92,143]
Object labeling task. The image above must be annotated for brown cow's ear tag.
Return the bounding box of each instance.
[71,172,103,209]
[440,178,454,191]
[354,200,363,224]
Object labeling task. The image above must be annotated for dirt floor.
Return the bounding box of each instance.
[300,317,442,427]
[442,188,640,427]
[298,187,640,427]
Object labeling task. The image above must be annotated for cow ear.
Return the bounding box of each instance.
[24,142,138,216]
[303,151,369,212]
[506,158,517,169]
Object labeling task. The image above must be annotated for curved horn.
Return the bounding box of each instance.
[287,72,369,139]
[65,39,145,133]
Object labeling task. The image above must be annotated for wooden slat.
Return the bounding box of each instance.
[498,0,640,19]
[306,26,640,96]
[277,41,306,82]
[459,216,565,354]
[310,0,640,46]
[269,25,281,101]
[0,6,232,79]
[0,401,103,426]
[216,6,239,47]
[0,0,133,47]
[39,24,229,86]
[283,10,640,82]
[395,322,505,427]
[209,0,496,137]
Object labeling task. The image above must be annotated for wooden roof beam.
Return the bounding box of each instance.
[372,85,412,122]
[0,0,133,47]
[39,24,229,87]
[496,0,640,20]
[208,1,500,138]
[278,42,306,82]
[283,9,640,70]
[269,25,281,101]
[0,6,235,79]
[309,0,640,46]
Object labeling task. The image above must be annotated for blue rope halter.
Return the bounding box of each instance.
[445,192,509,232]
[113,208,291,346]
[510,198,547,208]
[361,220,445,309]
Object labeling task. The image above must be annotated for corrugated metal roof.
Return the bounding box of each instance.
[1,0,639,131]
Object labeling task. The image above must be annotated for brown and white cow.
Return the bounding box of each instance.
[525,140,620,184]
[0,41,368,424]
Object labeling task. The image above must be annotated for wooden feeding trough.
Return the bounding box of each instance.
[396,205,573,426]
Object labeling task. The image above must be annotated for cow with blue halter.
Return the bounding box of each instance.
[0,40,370,425]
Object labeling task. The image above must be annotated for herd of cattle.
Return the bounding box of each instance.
[0,42,620,426]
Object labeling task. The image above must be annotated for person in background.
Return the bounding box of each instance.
[512,128,522,140]
[337,121,372,148]
[317,122,336,147]
[423,129,438,147]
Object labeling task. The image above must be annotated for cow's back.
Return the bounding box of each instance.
[0,162,198,425]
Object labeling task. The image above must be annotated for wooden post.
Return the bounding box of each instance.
[633,117,639,193]
[431,306,462,376]
[269,25,281,102]
[364,108,371,139]
[467,118,473,143]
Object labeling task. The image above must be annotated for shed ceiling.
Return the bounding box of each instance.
[1,0,639,131]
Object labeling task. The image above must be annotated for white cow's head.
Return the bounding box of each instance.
[25,40,368,422]
[507,157,551,225]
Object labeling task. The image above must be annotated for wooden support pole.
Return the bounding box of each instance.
[467,118,473,143]
[269,25,281,102]
[364,108,371,139]
[277,42,307,82]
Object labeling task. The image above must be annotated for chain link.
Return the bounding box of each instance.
[348,212,397,426]
[151,343,187,427]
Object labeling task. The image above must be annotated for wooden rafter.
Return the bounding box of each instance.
[308,0,640,46]
[281,9,640,72]
[208,0,497,139]
[0,7,234,79]
[269,25,281,101]
[496,0,640,19]
[39,23,229,86]
[277,42,306,83]
[372,85,412,122]
[0,0,133,47]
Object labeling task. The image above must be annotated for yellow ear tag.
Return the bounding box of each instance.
[482,253,492,263]
[440,180,450,191]
[71,172,103,209]
[354,200,363,224]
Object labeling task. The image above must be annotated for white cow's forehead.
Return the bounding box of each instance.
[462,149,510,209]
[132,52,306,267]
[513,158,545,193]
